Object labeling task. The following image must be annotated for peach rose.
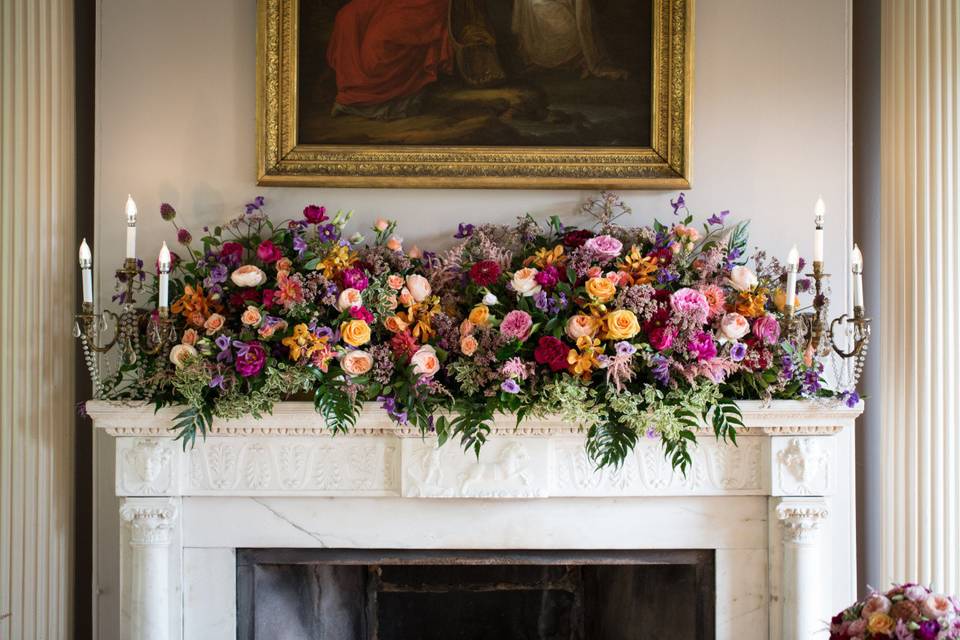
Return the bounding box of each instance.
[922,594,953,620]
[383,315,409,333]
[241,306,262,327]
[460,335,478,356]
[405,274,432,302]
[408,245,423,259]
[728,265,758,292]
[459,319,475,336]
[398,288,414,307]
[468,305,490,326]
[374,218,390,232]
[230,264,267,287]
[340,319,371,347]
[585,277,616,303]
[511,267,541,297]
[340,350,373,376]
[169,344,197,367]
[566,314,599,340]
[861,595,892,619]
[387,274,404,290]
[411,345,440,377]
[258,318,287,339]
[605,310,640,340]
[386,235,403,252]
[719,312,750,341]
[188,311,206,328]
[275,257,293,274]
[203,313,226,336]
[337,287,363,311]
[181,328,199,346]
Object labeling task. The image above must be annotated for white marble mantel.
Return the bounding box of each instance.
[87,399,862,640]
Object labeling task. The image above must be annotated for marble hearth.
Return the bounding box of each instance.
[87,400,862,640]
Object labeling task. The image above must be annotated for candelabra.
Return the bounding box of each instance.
[74,257,177,398]
[784,261,871,390]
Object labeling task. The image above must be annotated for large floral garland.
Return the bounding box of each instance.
[96,193,841,471]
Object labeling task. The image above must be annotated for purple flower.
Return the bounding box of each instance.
[730,342,747,362]
[706,209,729,226]
[209,374,226,390]
[657,269,678,284]
[533,291,550,312]
[803,368,822,394]
[292,234,307,257]
[234,341,266,377]
[454,223,475,239]
[917,620,941,640]
[203,263,228,289]
[318,224,339,242]
[501,379,521,394]
[245,196,265,214]
[615,341,636,356]
[177,228,192,245]
[341,267,369,291]
[651,355,671,386]
[843,390,860,408]
[160,203,176,221]
[670,192,687,216]
[377,395,408,425]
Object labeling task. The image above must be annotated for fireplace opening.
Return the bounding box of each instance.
[237,549,715,640]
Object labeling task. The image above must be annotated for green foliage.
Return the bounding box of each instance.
[312,367,363,435]
[585,418,639,469]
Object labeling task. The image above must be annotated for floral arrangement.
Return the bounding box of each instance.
[99,193,838,471]
[829,583,960,639]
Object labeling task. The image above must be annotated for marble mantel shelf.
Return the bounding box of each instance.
[87,399,861,500]
[88,400,862,640]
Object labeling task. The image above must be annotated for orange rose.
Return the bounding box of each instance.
[181,328,199,346]
[241,306,262,327]
[275,257,293,274]
[386,235,403,252]
[340,319,371,347]
[585,277,616,303]
[203,313,226,336]
[460,335,478,356]
[468,304,490,326]
[383,315,409,333]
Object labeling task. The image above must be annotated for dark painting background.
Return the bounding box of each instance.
[297,0,652,147]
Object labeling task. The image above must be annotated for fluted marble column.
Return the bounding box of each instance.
[777,499,829,640]
[880,1,960,592]
[120,499,178,640]
[0,0,76,639]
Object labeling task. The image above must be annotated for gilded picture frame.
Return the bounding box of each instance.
[256,0,693,189]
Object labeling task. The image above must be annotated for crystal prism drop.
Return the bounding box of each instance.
[72,321,82,338]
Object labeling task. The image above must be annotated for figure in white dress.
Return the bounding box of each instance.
[512,0,629,79]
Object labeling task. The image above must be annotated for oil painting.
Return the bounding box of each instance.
[257,0,691,188]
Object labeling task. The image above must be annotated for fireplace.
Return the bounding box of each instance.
[237,549,715,640]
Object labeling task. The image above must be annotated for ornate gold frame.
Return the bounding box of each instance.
[257,0,692,189]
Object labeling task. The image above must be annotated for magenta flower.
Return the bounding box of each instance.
[649,326,676,352]
[534,265,560,289]
[303,204,328,224]
[256,240,282,263]
[499,310,533,342]
[234,341,267,377]
[341,267,369,291]
[752,314,781,345]
[686,331,717,361]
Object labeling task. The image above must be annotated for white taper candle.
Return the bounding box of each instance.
[851,244,864,311]
[158,242,171,309]
[813,196,825,264]
[125,194,138,259]
[79,239,93,304]
[785,245,799,314]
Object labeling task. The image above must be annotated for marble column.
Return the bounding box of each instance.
[120,499,179,640]
[777,499,829,640]
[0,0,76,638]
[880,0,960,592]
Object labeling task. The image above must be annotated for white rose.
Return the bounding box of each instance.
[728,266,758,292]
[169,344,198,368]
[482,292,499,306]
[405,274,432,302]
[230,264,267,288]
[337,287,363,311]
[511,267,541,297]
[340,350,374,376]
[719,312,750,341]
[410,345,440,378]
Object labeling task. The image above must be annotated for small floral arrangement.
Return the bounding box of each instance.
[101,192,836,471]
[829,583,960,639]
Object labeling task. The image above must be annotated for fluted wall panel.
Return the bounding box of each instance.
[881,0,960,593]
[0,0,76,638]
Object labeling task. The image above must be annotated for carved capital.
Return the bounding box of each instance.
[777,499,828,545]
[120,498,178,546]
[120,438,175,495]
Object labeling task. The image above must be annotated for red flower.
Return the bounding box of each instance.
[303,204,328,224]
[220,242,244,265]
[389,331,419,362]
[257,240,282,263]
[228,289,261,308]
[262,289,276,309]
[563,229,593,248]
[534,336,570,372]
[469,260,501,286]
[349,305,374,323]
[647,247,674,267]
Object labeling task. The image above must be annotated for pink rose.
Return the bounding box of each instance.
[405,274,432,302]
[410,345,440,378]
[860,595,892,619]
[922,594,953,620]
[256,240,282,263]
[499,310,533,342]
[340,350,373,376]
[337,288,363,311]
[847,619,866,635]
[230,265,267,288]
[905,585,930,602]
[752,314,781,345]
[670,287,710,324]
[719,312,750,341]
[583,234,624,260]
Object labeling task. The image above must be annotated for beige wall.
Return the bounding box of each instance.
[93,0,853,636]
